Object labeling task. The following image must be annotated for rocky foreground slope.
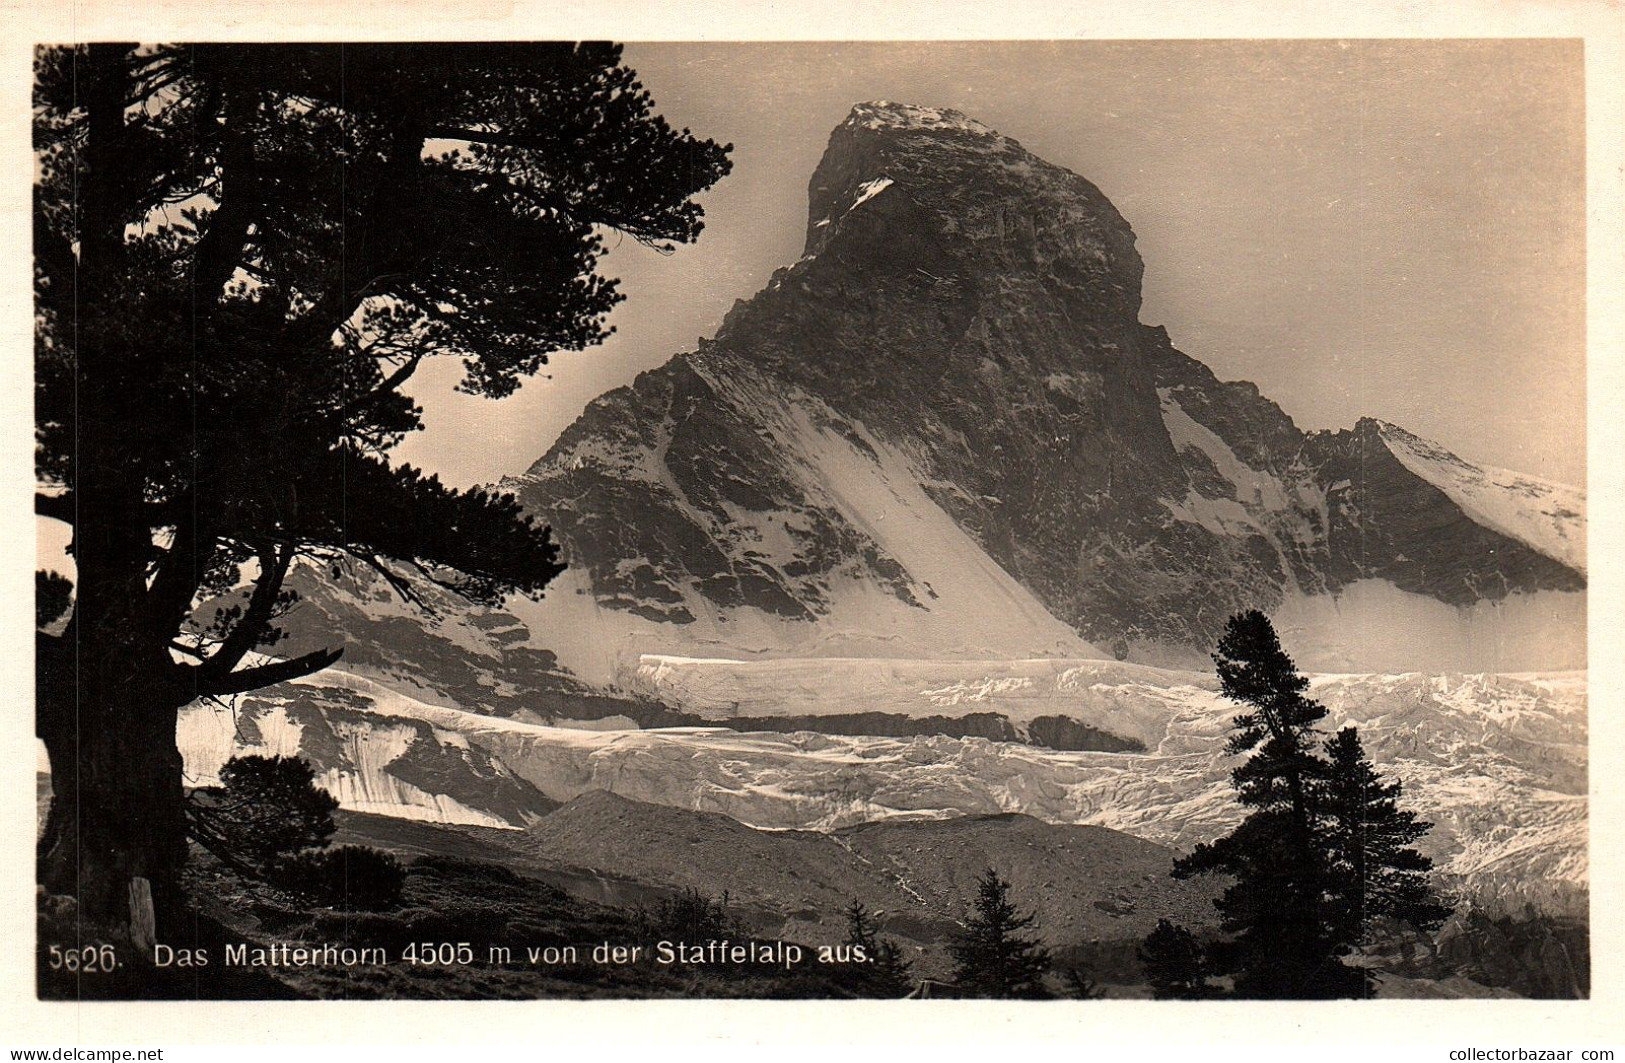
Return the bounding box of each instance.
[325,793,1582,998]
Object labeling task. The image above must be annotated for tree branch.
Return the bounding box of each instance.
[198,540,292,680]
[187,87,260,309]
[356,552,432,612]
[191,645,343,697]
[146,496,210,638]
[35,491,200,534]
[343,353,425,424]
[374,353,423,397]
[421,128,671,240]
[184,803,265,879]
[424,125,564,154]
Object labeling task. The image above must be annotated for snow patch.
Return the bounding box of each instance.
[850,177,893,210]
[921,676,1036,706]
[1158,389,1292,513]
[847,101,999,138]
[1157,388,1322,591]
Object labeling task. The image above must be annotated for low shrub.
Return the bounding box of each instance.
[273,845,405,911]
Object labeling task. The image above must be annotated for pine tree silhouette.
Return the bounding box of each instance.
[948,868,1052,999]
[33,42,731,931]
[1323,725,1453,994]
[1173,610,1351,998]
[1169,611,1450,999]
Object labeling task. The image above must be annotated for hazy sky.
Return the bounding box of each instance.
[393,39,1585,489]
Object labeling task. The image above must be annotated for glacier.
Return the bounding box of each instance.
[154,657,1587,919]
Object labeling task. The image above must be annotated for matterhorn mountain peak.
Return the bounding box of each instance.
[511,103,1584,675]
[1356,414,1404,435]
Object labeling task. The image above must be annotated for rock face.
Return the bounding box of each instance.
[506,102,1584,665]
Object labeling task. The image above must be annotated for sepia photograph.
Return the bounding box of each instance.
[8,4,1623,1051]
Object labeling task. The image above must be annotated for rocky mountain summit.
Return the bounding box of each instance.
[504,101,1584,668]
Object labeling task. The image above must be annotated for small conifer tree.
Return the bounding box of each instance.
[1172,611,1348,997]
[186,754,339,875]
[1138,919,1219,999]
[1064,967,1108,1000]
[1169,611,1449,999]
[842,899,915,997]
[948,868,1052,999]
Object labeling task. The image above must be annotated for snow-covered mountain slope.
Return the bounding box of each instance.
[1376,421,1586,575]
[497,365,1098,680]
[506,101,1584,670]
[168,660,1586,919]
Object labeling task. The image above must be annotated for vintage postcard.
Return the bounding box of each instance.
[5,0,1623,1052]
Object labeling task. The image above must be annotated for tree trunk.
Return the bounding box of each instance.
[35,43,195,938]
[38,663,190,934]
[38,419,195,933]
